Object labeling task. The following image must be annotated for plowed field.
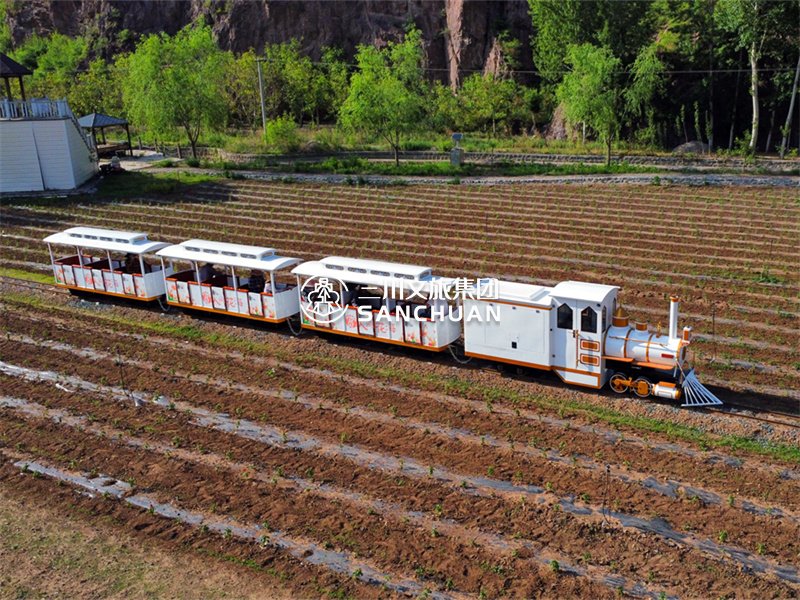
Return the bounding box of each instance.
[1,179,798,598]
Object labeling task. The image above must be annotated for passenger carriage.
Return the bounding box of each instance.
[155,239,301,323]
[41,226,722,408]
[43,227,171,301]
[291,256,462,351]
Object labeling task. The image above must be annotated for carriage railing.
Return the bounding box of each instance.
[164,270,298,321]
[52,254,169,299]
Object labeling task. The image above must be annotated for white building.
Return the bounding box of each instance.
[0,97,98,193]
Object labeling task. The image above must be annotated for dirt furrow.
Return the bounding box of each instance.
[3,395,666,599]
[2,360,797,591]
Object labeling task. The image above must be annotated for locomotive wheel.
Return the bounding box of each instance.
[609,373,629,394]
[632,377,652,398]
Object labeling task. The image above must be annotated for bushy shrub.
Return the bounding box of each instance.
[264,115,301,153]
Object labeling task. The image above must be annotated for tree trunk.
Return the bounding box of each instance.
[605,126,612,167]
[749,42,759,151]
[393,132,400,167]
[707,2,714,152]
[779,52,800,159]
[729,50,744,150]
[764,108,776,153]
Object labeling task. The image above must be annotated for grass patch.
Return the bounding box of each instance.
[0,171,221,208]
[0,267,53,284]
[273,157,657,178]
[3,290,799,465]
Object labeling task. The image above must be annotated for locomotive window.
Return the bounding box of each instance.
[581,307,597,333]
[601,306,607,332]
[557,304,573,329]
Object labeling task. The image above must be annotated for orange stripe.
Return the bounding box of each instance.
[166,299,289,323]
[464,351,601,383]
[302,323,447,351]
[623,327,634,359]
[55,283,159,302]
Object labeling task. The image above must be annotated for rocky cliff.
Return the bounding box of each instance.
[4,0,535,87]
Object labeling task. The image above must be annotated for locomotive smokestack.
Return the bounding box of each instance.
[669,296,680,341]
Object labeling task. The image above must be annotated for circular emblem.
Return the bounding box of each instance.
[300,275,349,325]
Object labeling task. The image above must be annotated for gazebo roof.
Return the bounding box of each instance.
[0,53,32,78]
[78,112,128,129]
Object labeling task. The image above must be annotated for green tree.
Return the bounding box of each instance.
[122,24,229,158]
[259,40,317,124]
[458,73,519,136]
[225,49,261,129]
[715,0,790,151]
[339,28,427,165]
[68,57,124,117]
[528,0,652,83]
[557,43,621,165]
[624,43,666,146]
[11,33,88,100]
[310,47,349,124]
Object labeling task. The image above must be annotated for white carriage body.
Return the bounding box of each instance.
[155,239,301,322]
[43,226,171,300]
[464,280,618,389]
[291,256,461,351]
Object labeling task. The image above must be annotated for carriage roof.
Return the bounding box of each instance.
[156,239,299,272]
[292,256,453,291]
[551,281,618,303]
[43,227,169,254]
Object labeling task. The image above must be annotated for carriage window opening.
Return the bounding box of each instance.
[396,274,414,280]
[601,307,607,332]
[241,253,256,259]
[348,267,367,273]
[221,251,236,257]
[325,264,344,270]
[557,304,573,329]
[371,270,390,277]
[581,307,597,333]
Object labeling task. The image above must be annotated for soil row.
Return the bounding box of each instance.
[3,312,799,565]
[1,373,794,598]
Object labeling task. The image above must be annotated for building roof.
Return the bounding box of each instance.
[0,53,32,78]
[550,281,619,303]
[156,239,299,272]
[43,226,169,255]
[292,256,452,292]
[77,112,128,129]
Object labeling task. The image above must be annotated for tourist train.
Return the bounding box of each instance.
[43,226,722,407]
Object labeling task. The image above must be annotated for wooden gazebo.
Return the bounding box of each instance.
[78,112,133,157]
[0,53,31,100]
